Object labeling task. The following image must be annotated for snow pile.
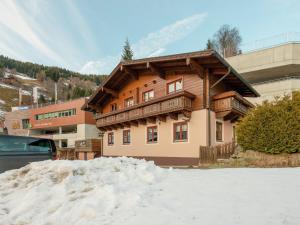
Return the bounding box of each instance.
[1,159,300,225]
[0,157,165,225]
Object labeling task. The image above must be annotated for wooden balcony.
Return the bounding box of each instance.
[95,91,195,130]
[211,91,253,121]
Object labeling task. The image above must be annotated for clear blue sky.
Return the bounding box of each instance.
[0,0,299,74]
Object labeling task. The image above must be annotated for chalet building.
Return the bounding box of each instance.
[83,50,259,165]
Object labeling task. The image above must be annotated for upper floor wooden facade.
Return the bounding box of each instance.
[83,50,258,131]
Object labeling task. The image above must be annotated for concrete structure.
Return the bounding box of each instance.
[83,50,258,165]
[4,98,99,147]
[226,42,300,104]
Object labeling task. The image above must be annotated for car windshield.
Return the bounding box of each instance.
[0,135,51,152]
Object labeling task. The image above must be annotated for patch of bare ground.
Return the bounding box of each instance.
[204,150,300,168]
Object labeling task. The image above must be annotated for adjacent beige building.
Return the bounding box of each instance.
[226,42,300,104]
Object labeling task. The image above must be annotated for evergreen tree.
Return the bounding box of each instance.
[0,68,4,78]
[121,38,134,61]
[38,94,47,104]
[206,39,214,50]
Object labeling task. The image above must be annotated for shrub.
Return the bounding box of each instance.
[236,92,300,154]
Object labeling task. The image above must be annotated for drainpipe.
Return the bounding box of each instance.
[204,69,211,147]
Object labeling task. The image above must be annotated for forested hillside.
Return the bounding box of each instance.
[0,55,106,85]
[0,55,108,113]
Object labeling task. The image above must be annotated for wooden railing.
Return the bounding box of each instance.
[57,148,76,160]
[199,142,237,164]
[96,91,194,127]
[212,96,248,114]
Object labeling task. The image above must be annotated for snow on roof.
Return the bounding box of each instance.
[4,70,36,81]
[13,73,36,81]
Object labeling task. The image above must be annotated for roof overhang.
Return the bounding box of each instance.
[82,50,259,112]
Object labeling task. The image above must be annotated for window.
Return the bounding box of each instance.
[167,79,183,94]
[143,90,154,102]
[35,108,76,120]
[108,132,114,145]
[124,97,134,108]
[22,119,30,129]
[110,103,117,112]
[216,121,223,142]
[123,130,131,144]
[61,139,68,148]
[173,122,188,142]
[0,136,53,152]
[147,126,158,143]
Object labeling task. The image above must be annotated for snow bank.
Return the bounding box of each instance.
[1,158,300,225]
[0,157,165,225]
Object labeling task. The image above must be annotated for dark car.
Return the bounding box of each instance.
[0,135,57,173]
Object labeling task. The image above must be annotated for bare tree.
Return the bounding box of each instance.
[36,70,46,82]
[209,24,242,57]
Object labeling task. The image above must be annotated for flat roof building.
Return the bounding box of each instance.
[4,98,99,147]
[226,41,300,104]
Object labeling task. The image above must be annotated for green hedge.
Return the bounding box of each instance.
[236,92,300,154]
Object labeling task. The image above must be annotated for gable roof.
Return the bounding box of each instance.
[83,50,259,112]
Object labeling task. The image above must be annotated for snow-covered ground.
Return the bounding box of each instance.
[0,83,31,96]
[0,157,299,225]
[4,71,36,81]
[13,74,36,81]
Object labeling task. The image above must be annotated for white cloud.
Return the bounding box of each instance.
[80,56,120,75]
[63,0,97,52]
[0,0,64,64]
[80,13,208,74]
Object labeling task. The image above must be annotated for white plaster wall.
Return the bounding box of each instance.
[103,110,209,158]
[210,111,234,145]
[49,124,98,147]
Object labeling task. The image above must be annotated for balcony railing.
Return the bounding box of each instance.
[212,97,248,114]
[211,91,253,118]
[95,91,195,128]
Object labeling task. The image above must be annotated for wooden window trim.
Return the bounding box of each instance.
[110,103,117,112]
[167,79,183,94]
[124,97,134,108]
[173,122,188,142]
[147,126,158,144]
[216,121,223,142]
[123,129,131,144]
[142,89,154,102]
[108,132,114,145]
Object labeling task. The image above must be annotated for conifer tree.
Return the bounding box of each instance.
[121,38,134,61]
